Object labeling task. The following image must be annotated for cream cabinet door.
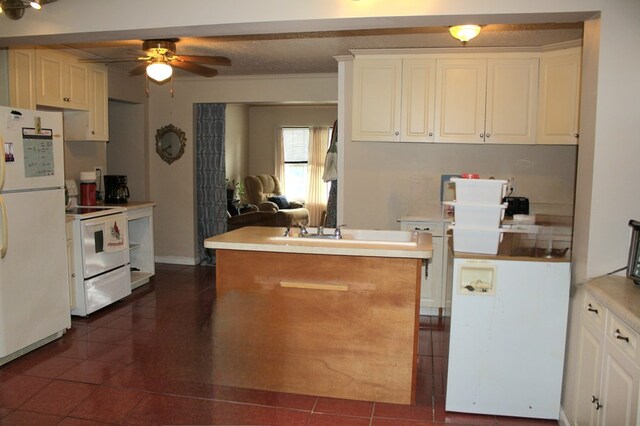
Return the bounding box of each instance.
[573,314,603,426]
[598,340,640,426]
[401,58,436,142]
[8,49,36,109]
[434,59,487,144]
[352,57,402,141]
[36,49,89,110]
[537,47,581,145]
[88,65,108,140]
[485,58,538,145]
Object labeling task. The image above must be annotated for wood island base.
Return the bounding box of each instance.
[211,249,422,404]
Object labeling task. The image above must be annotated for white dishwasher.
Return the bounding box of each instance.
[446,257,570,419]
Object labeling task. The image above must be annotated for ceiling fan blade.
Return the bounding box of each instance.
[171,61,218,77]
[176,55,231,66]
[129,62,149,76]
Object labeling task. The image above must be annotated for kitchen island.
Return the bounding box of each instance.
[204,226,432,404]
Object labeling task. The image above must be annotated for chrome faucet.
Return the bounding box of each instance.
[334,224,346,239]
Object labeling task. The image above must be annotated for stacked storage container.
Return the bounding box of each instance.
[446,178,508,254]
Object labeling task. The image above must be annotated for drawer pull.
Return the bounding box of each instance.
[280,281,348,292]
[591,395,602,410]
[614,329,630,343]
[586,304,599,314]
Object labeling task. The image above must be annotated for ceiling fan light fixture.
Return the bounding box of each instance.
[29,1,41,9]
[146,61,173,82]
[449,25,482,45]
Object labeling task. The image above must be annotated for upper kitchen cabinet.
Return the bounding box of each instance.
[64,64,109,141]
[537,47,582,145]
[352,57,403,142]
[8,49,36,110]
[352,56,436,143]
[36,49,90,111]
[434,57,538,144]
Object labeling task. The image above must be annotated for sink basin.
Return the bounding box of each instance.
[270,228,418,246]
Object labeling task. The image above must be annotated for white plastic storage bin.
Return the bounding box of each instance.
[449,225,505,254]
[445,202,507,229]
[451,178,508,204]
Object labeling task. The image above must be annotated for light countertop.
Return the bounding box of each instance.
[103,201,156,210]
[204,226,433,259]
[587,275,640,333]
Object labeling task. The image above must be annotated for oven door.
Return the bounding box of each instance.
[84,265,131,315]
[81,212,130,278]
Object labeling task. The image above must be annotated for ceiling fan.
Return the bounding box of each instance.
[83,39,231,82]
[0,0,57,20]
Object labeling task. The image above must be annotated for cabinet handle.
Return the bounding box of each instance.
[485,133,490,138]
[479,133,484,138]
[591,395,602,410]
[91,131,96,135]
[428,132,433,137]
[395,131,399,136]
[574,133,579,138]
[614,328,630,343]
[586,303,599,314]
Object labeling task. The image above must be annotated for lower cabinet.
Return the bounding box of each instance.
[399,219,450,316]
[573,290,640,425]
[127,206,155,289]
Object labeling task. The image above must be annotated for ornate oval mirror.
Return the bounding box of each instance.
[155,124,186,164]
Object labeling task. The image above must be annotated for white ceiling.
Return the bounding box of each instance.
[59,23,583,78]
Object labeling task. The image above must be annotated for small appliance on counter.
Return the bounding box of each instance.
[503,196,529,216]
[104,175,130,204]
[65,179,78,208]
[628,220,640,284]
[80,171,97,206]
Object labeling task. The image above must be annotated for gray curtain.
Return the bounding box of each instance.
[195,103,227,265]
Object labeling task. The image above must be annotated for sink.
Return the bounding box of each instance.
[270,228,418,246]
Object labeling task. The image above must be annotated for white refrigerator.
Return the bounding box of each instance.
[0,107,70,365]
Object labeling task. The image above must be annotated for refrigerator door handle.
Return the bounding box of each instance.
[0,195,7,258]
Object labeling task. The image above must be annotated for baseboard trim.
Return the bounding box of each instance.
[154,256,197,265]
[558,407,569,426]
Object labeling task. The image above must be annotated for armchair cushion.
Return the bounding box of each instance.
[267,195,290,209]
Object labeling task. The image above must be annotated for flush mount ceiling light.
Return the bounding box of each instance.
[0,0,56,20]
[449,25,482,46]
[146,60,173,83]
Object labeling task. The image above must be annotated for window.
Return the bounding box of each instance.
[282,127,310,201]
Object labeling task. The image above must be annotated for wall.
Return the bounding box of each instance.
[247,105,337,175]
[63,141,106,184]
[107,101,147,201]
[148,74,338,263]
[343,142,577,230]
[224,104,250,186]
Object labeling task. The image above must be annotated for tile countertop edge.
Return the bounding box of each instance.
[587,275,640,333]
[204,226,433,259]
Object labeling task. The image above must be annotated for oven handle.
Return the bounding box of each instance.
[0,195,7,259]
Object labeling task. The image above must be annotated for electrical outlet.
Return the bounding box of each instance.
[509,176,516,194]
[94,166,103,178]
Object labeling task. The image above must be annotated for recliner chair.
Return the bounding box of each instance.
[243,174,306,212]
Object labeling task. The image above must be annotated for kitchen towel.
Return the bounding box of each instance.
[104,216,127,252]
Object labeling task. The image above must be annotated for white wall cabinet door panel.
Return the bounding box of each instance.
[8,49,36,110]
[401,58,436,142]
[352,58,402,142]
[435,59,487,144]
[485,58,538,145]
[573,315,603,426]
[598,341,640,426]
[537,47,581,145]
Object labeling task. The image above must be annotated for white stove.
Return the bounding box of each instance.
[66,205,131,316]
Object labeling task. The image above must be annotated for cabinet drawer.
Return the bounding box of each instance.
[607,313,640,365]
[583,292,605,331]
[400,221,443,237]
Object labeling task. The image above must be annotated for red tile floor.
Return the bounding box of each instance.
[0,264,560,425]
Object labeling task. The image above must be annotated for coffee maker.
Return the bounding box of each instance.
[104,175,130,204]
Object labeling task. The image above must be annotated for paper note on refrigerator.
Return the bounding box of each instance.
[22,128,54,177]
